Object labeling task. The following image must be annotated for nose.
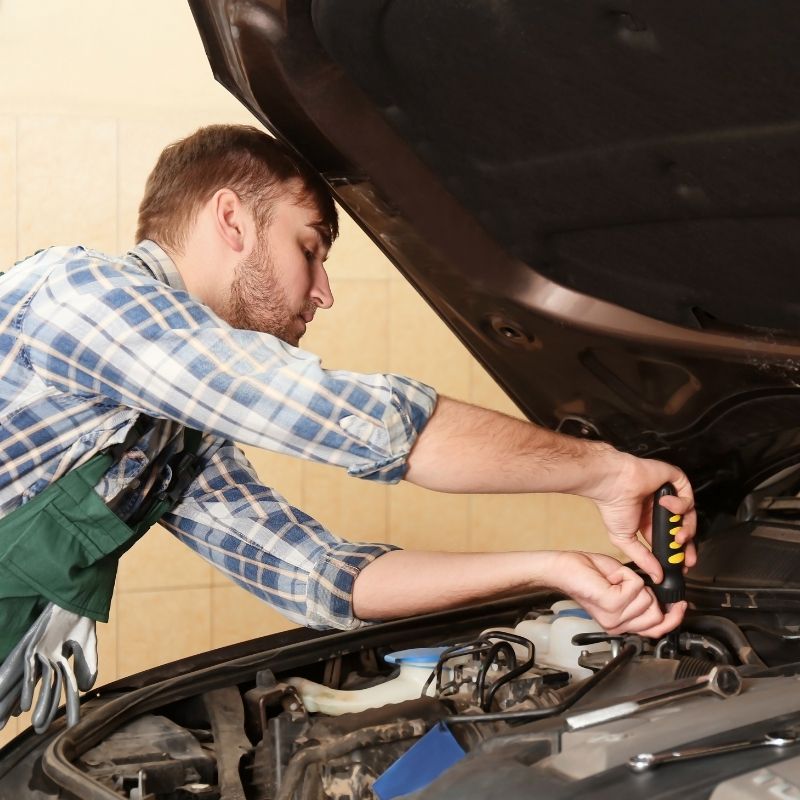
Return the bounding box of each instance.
[311,263,334,309]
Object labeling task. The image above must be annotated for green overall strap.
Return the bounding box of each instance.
[0,421,204,661]
[112,426,205,547]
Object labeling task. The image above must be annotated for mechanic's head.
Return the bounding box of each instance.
[136,124,337,345]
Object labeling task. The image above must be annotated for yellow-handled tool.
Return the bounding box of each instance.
[652,482,684,656]
[652,481,685,607]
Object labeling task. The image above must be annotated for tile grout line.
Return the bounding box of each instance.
[115,117,120,254]
[206,582,213,652]
[114,117,120,678]
[117,581,215,594]
[14,116,19,262]
[112,595,119,683]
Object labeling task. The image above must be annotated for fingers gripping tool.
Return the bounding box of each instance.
[652,482,685,655]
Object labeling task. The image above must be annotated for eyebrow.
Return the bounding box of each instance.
[307,222,332,250]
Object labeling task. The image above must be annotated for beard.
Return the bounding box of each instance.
[226,239,310,346]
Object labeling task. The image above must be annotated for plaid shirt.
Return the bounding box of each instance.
[0,241,437,629]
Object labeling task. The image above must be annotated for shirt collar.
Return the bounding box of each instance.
[127,240,187,292]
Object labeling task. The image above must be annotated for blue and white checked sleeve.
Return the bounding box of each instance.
[20,251,438,484]
[162,440,398,629]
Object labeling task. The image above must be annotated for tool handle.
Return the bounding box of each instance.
[651,482,685,606]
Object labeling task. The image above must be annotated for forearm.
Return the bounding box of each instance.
[352,549,553,620]
[405,396,631,497]
[352,549,687,638]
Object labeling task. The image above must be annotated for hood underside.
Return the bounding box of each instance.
[189,0,800,516]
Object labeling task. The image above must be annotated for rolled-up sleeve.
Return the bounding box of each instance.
[161,441,399,629]
[337,374,438,482]
[21,254,438,483]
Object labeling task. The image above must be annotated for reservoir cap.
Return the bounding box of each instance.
[556,608,591,620]
[384,647,448,668]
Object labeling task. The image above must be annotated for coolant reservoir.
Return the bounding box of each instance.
[285,648,445,716]
[514,601,610,680]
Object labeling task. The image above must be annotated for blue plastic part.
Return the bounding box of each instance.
[373,722,465,800]
[555,608,591,620]
[383,647,448,668]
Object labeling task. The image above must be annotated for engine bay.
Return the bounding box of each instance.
[16,591,800,800]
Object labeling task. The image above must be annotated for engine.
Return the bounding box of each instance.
[64,597,791,800]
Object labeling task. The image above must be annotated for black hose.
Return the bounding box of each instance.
[421,631,535,708]
[476,641,516,711]
[420,640,494,698]
[675,656,718,679]
[678,632,732,665]
[447,642,637,725]
[483,634,536,712]
[687,615,766,668]
[740,623,800,642]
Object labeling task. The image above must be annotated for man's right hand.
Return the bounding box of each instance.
[404,397,697,584]
[582,451,696,585]
[549,550,687,638]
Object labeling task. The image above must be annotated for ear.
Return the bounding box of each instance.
[211,188,252,253]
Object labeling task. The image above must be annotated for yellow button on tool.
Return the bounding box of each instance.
[669,515,681,523]
[670,527,682,536]
[669,540,682,550]
[668,553,685,564]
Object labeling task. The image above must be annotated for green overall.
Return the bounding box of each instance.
[0,421,203,661]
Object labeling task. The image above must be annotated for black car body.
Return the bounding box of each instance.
[4,2,800,798]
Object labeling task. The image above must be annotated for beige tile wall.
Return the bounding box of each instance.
[0,0,617,746]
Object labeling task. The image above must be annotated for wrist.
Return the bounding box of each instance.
[574,441,636,502]
[521,549,561,589]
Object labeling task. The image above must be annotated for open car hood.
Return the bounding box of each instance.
[5,8,800,794]
[188,0,800,518]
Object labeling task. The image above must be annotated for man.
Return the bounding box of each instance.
[0,124,695,730]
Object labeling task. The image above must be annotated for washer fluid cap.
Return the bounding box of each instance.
[556,608,591,620]
[384,647,448,668]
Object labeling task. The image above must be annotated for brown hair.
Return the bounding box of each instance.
[136,125,338,251]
